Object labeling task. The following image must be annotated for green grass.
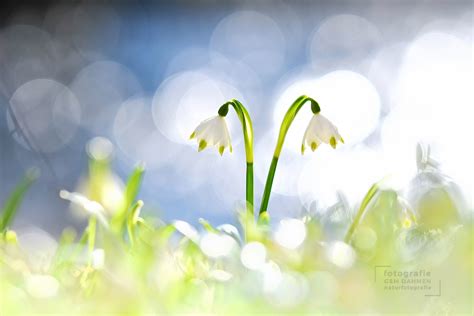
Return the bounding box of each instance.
[0,153,472,315]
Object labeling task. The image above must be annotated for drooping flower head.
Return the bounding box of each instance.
[301,111,343,154]
[190,115,232,155]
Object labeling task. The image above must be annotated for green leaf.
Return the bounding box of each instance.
[1,168,38,232]
[111,164,145,232]
[124,163,145,210]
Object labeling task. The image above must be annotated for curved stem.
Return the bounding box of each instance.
[344,182,380,244]
[259,95,319,216]
[219,99,254,215]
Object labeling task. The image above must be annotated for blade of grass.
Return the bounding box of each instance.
[344,182,381,244]
[1,168,39,233]
[111,164,145,232]
[123,164,145,210]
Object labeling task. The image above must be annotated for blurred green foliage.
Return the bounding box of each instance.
[0,146,472,315]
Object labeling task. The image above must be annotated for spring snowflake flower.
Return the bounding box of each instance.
[190,115,232,155]
[301,113,344,154]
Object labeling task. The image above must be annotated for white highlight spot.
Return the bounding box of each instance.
[274,218,307,249]
[240,242,267,270]
[92,248,105,270]
[326,241,356,269]
[199,233,236,258]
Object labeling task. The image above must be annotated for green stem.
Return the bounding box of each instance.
[246,162,254,212]
[87,216,97,266]
[219,100,254,215]
[259,157,278,215]
[259,95,319,216]
[344,182,380,244]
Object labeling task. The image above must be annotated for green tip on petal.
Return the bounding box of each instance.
[301,144,305,155]
[330,137,337,149]
[340,136,345,144]
[198,139,207,152]
[189,132,196,139]
[218,145,225,156]
[311,142,318,151]
[229,145,233,153]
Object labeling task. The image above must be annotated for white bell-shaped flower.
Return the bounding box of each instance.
[190,115,232,155]
[301,113,344,154]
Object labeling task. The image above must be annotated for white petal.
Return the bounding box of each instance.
[192,116,232,153]
[194,116,216,135]
[313,114,339,143]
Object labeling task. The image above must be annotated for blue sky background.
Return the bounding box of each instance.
[0,0,472,235]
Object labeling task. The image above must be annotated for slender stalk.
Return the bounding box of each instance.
[219,100,254,215]
[87,215,97,266]
[246,162,254,211]
[259,95,319,217]
[344,182,380,243]
[259,157,278,215]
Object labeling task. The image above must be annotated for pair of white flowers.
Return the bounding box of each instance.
[190,113,343,155]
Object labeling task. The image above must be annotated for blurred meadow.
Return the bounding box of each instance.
[0,0,473,314]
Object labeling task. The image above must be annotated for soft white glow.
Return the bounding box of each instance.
[175,79,243,145]
[199,233,236,258]
[326,241,356,269]
[383,31,474,201]
[152,71,244,145]
[92,248,105,270]
[367,42,407,111]
[99,176,125,214]
[311,71,381,145]
[274,218,307,249]
[260,261,282,293]
[240,242,267,270]
[298,146,385,209]
[274,70,381,150]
